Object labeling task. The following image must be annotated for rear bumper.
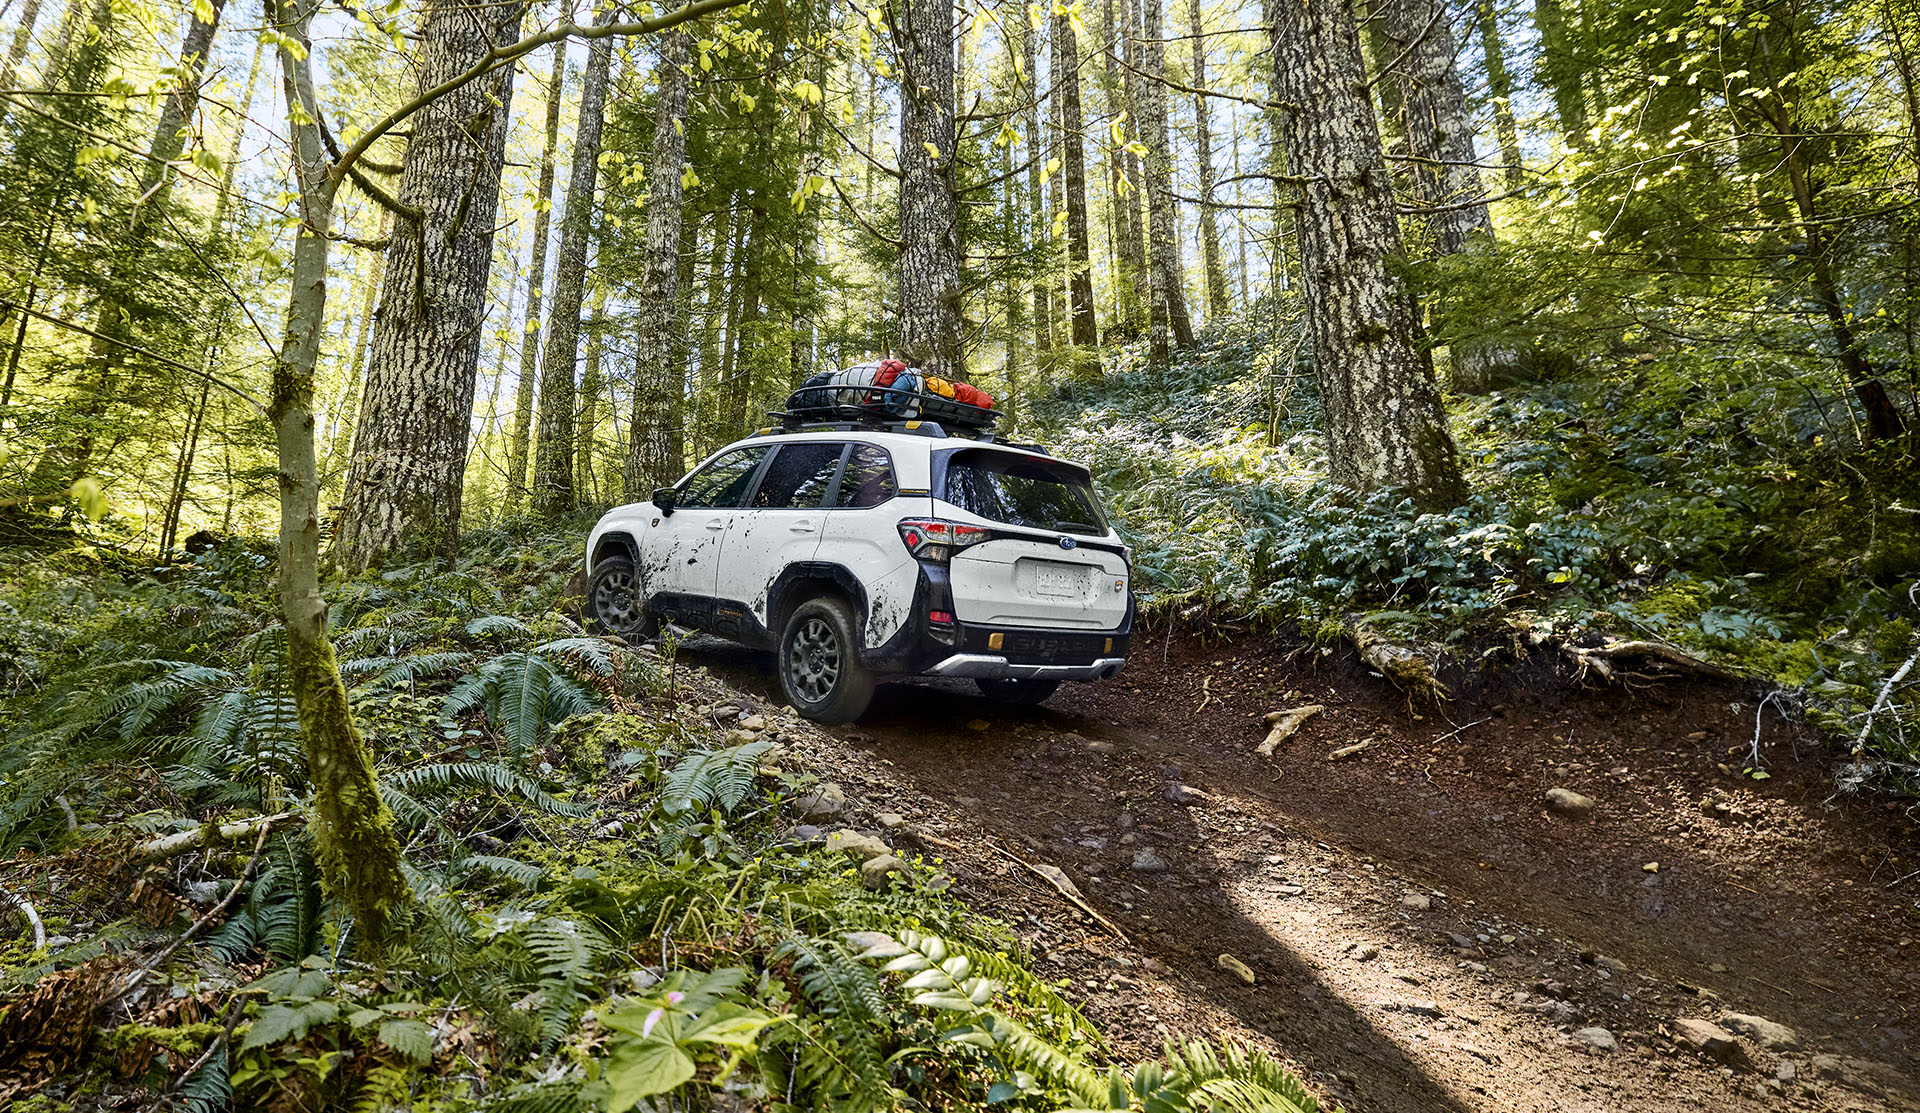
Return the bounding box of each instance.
[862,560,1134,679]
[926,654,1127,681]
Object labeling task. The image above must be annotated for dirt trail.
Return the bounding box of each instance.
[689,629,1920,1112]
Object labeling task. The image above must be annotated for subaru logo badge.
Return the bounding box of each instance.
[1058,536,1077,550]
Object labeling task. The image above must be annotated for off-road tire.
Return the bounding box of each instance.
[974,678,1061,705]
[585,556,658,641]
[779,596,875,724]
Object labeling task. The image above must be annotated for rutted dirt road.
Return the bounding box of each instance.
[688,628,1920,1111]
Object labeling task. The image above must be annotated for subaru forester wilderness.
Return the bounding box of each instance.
[581,395,1133,723]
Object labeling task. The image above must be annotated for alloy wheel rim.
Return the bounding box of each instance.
[788,616,841,703]
[593,570,642,632]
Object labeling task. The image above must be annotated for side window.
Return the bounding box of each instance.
[679,447,769,508]
[835,445,897,508]
[753,443,846,508]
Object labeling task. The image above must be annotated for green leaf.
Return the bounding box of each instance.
[603,1035,696,1111]
[678,1001,776,1048]
[377,1018,434,1064]
[240,1000,338,1050]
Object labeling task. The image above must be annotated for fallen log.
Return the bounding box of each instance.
[1257,705,1326,756]
[135,811,301,861]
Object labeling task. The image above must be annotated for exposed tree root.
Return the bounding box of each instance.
[1561,639,1738,684]
[1257,705,1326,756]
[1346,620,1451,703]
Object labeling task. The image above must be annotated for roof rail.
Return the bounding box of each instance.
[752,414,958,439]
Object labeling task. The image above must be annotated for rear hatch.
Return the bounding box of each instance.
[935,447,1129,630]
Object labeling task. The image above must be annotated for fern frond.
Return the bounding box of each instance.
[384,762,586,817]
[1161,1038,1320,1113]
[777,936,894,1112]
[533,637,622,678]
[526,915,609,1049]
[175,1041,232,1113]
[467,614,533,639]
[341,651,473,687]
[457,854,546,887]
[663,741,773,815]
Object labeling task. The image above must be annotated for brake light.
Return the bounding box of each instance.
[897,518,989,562]
[928,609,955,625]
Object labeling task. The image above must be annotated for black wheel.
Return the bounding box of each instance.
[975,678,1061,705]
[778,596,875,724]
[585,556,657,641]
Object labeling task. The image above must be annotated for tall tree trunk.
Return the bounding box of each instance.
[1167,202,1194,348]
[1231,100,1249,303]
[1098,0,1139,335]
[895,0,963,378]
[1474,0,1523,186]
[625,30,692,497]
[335,0,521,568]
[267,0,409,950]
[1265,0,1466,509]
[576,278,608,500]
[721,201,766,434]
[159,356,213,556]
[0,0,45,122]
[1022,11,1051,361]
[322,209,390,480]
[1188,0,1228,322]
[1053,7,1098,352]
[1120,0,1149,334]
[532,12,616,515]
[707,204,747,456]
[1748,28,1906,440]
[25,0,226,498]
[1532,0,1588,145]
[211,24,266,229]
[1376,0,1515,392]
[506,40,567,514]
[1140,0,1174,371]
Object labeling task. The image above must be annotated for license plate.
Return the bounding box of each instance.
[1022,560,1090,598]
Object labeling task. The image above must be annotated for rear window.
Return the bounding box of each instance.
[938,449,1108,536]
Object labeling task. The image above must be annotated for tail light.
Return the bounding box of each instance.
[897,518,988,562]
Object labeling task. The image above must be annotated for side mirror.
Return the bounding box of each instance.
[651,487,677,516]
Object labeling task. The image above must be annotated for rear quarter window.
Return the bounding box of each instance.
[936,448,1108,535]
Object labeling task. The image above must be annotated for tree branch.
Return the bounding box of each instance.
[0,301,268,415]
[334,0,752,184]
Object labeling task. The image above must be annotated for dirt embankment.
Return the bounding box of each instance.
[689,628,1919,1112]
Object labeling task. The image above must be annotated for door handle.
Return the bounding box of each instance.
[704,519,725,532]
[789,522,818,533]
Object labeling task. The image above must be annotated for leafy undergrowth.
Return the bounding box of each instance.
[0,528,1323,1113]
[1030,315,1920,786]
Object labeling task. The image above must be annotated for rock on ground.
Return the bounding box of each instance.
[860,854,908,890]
[1673,1018,1750,1068]
[792,782,846,819]
[1720,1012,1800,1051]
[825,829,890,862]
[1544,787,1596,817]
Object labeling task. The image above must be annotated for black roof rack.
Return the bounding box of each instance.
[780,386,1001,429]
[747,418,1053,456]
[749,416,957,439]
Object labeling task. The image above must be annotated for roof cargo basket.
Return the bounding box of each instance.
[781,361,1002,434]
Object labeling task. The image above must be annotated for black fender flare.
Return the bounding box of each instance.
[591,532,640,572]
[766,562,870,634]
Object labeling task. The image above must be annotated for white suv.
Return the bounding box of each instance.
[582,420,1133,723]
